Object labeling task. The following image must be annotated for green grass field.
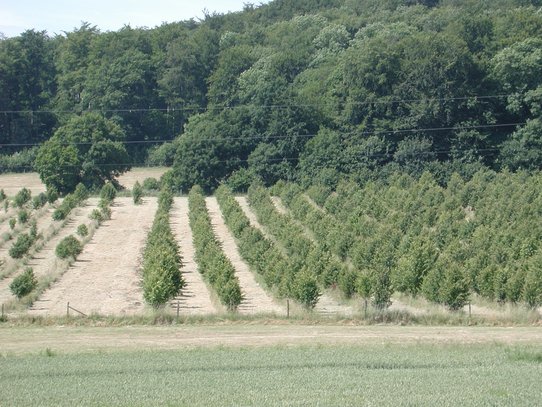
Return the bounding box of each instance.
[1,343,541,406]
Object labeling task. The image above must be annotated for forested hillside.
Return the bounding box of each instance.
[1,0,542,190]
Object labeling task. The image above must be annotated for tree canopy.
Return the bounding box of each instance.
[34,113,130,193]
[1,0,542,188]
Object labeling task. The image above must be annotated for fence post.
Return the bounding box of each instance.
[176,300,180,319]
[67,302,70,318]
[286,299,290,319]
[1,303,4,320]
[468,302,471,318]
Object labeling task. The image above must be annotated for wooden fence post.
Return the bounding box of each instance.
[176,300,180,319]
[67,302,70,318]
[287,299,290,319]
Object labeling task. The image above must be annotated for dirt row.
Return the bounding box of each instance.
[29,198,156,316]
[169,197,217,315]
[205,197,284,315]
[0,200,99,306]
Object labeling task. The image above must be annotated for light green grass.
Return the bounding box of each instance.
[1,343,541,406]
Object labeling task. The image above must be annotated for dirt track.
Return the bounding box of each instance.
[1,324,541,355]
[206,197,284,315]
[169,197,217,315]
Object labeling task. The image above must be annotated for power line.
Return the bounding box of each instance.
[0,121,525,148]
[0,93,515,115]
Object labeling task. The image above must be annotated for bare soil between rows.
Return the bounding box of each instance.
[1,324,540,355]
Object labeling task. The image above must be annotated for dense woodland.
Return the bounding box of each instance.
[1,0,542,190]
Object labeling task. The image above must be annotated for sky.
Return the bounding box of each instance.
[0,0,271,38]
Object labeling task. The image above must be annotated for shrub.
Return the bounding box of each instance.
[132,181,143,205]
[17,210,29,224]
[9,233,34,259]
[101,206,112,220]
[73,183,89,202]
[220,279,243,311]
[14,188,31,208]
[89,209,104,223]
[52,207,68,221]
[32,192,48,209]
[9,218,16,230]
[292,269,321,309]
[142,177,160,191]
[76,224,89,237]
[46,188,58,204]
[10,268,37,299]
[3,200,8,212]
[29,221,38,240]
[100,182,117,203]
[56,235,82,259]
[0,189,6,201]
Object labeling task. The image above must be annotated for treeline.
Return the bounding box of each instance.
[1,0,542,189]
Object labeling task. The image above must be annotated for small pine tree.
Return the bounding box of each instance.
[14,188,31,208]
[372,269,393,310]
[18,210,29,224]
[10,268,37,298]
[132,181,143,205]
[55,235,82,259]
[356,272,372,316]
[293,268,321,309]
[100,182,117,203]
[523,254,542,308]
[439,263,470,311]
[77,224,89,237]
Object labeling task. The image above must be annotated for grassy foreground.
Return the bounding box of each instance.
[1,343,541,406]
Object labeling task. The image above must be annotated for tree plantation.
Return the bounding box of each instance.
[0,0,541,317]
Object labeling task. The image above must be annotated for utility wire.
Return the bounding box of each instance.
[0,93,516,115]
[0,121,525,148]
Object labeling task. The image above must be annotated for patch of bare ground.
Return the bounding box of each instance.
[270,196,288,214]
[28,197,157,316]
[169,197,217,315]
[235,197,267,235]
[116,167,168,190]
[303,194,326,213]
[0,200,99,306]
[205,197,284,315]
[2,325,541,355]
[0,173,46,196]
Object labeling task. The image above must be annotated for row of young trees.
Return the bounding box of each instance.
[188,185,242,310]
[141,189,184,307]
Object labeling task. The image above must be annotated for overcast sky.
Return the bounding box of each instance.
[0,0,271,38]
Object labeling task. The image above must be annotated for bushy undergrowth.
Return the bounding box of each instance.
[189,185,242,311]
